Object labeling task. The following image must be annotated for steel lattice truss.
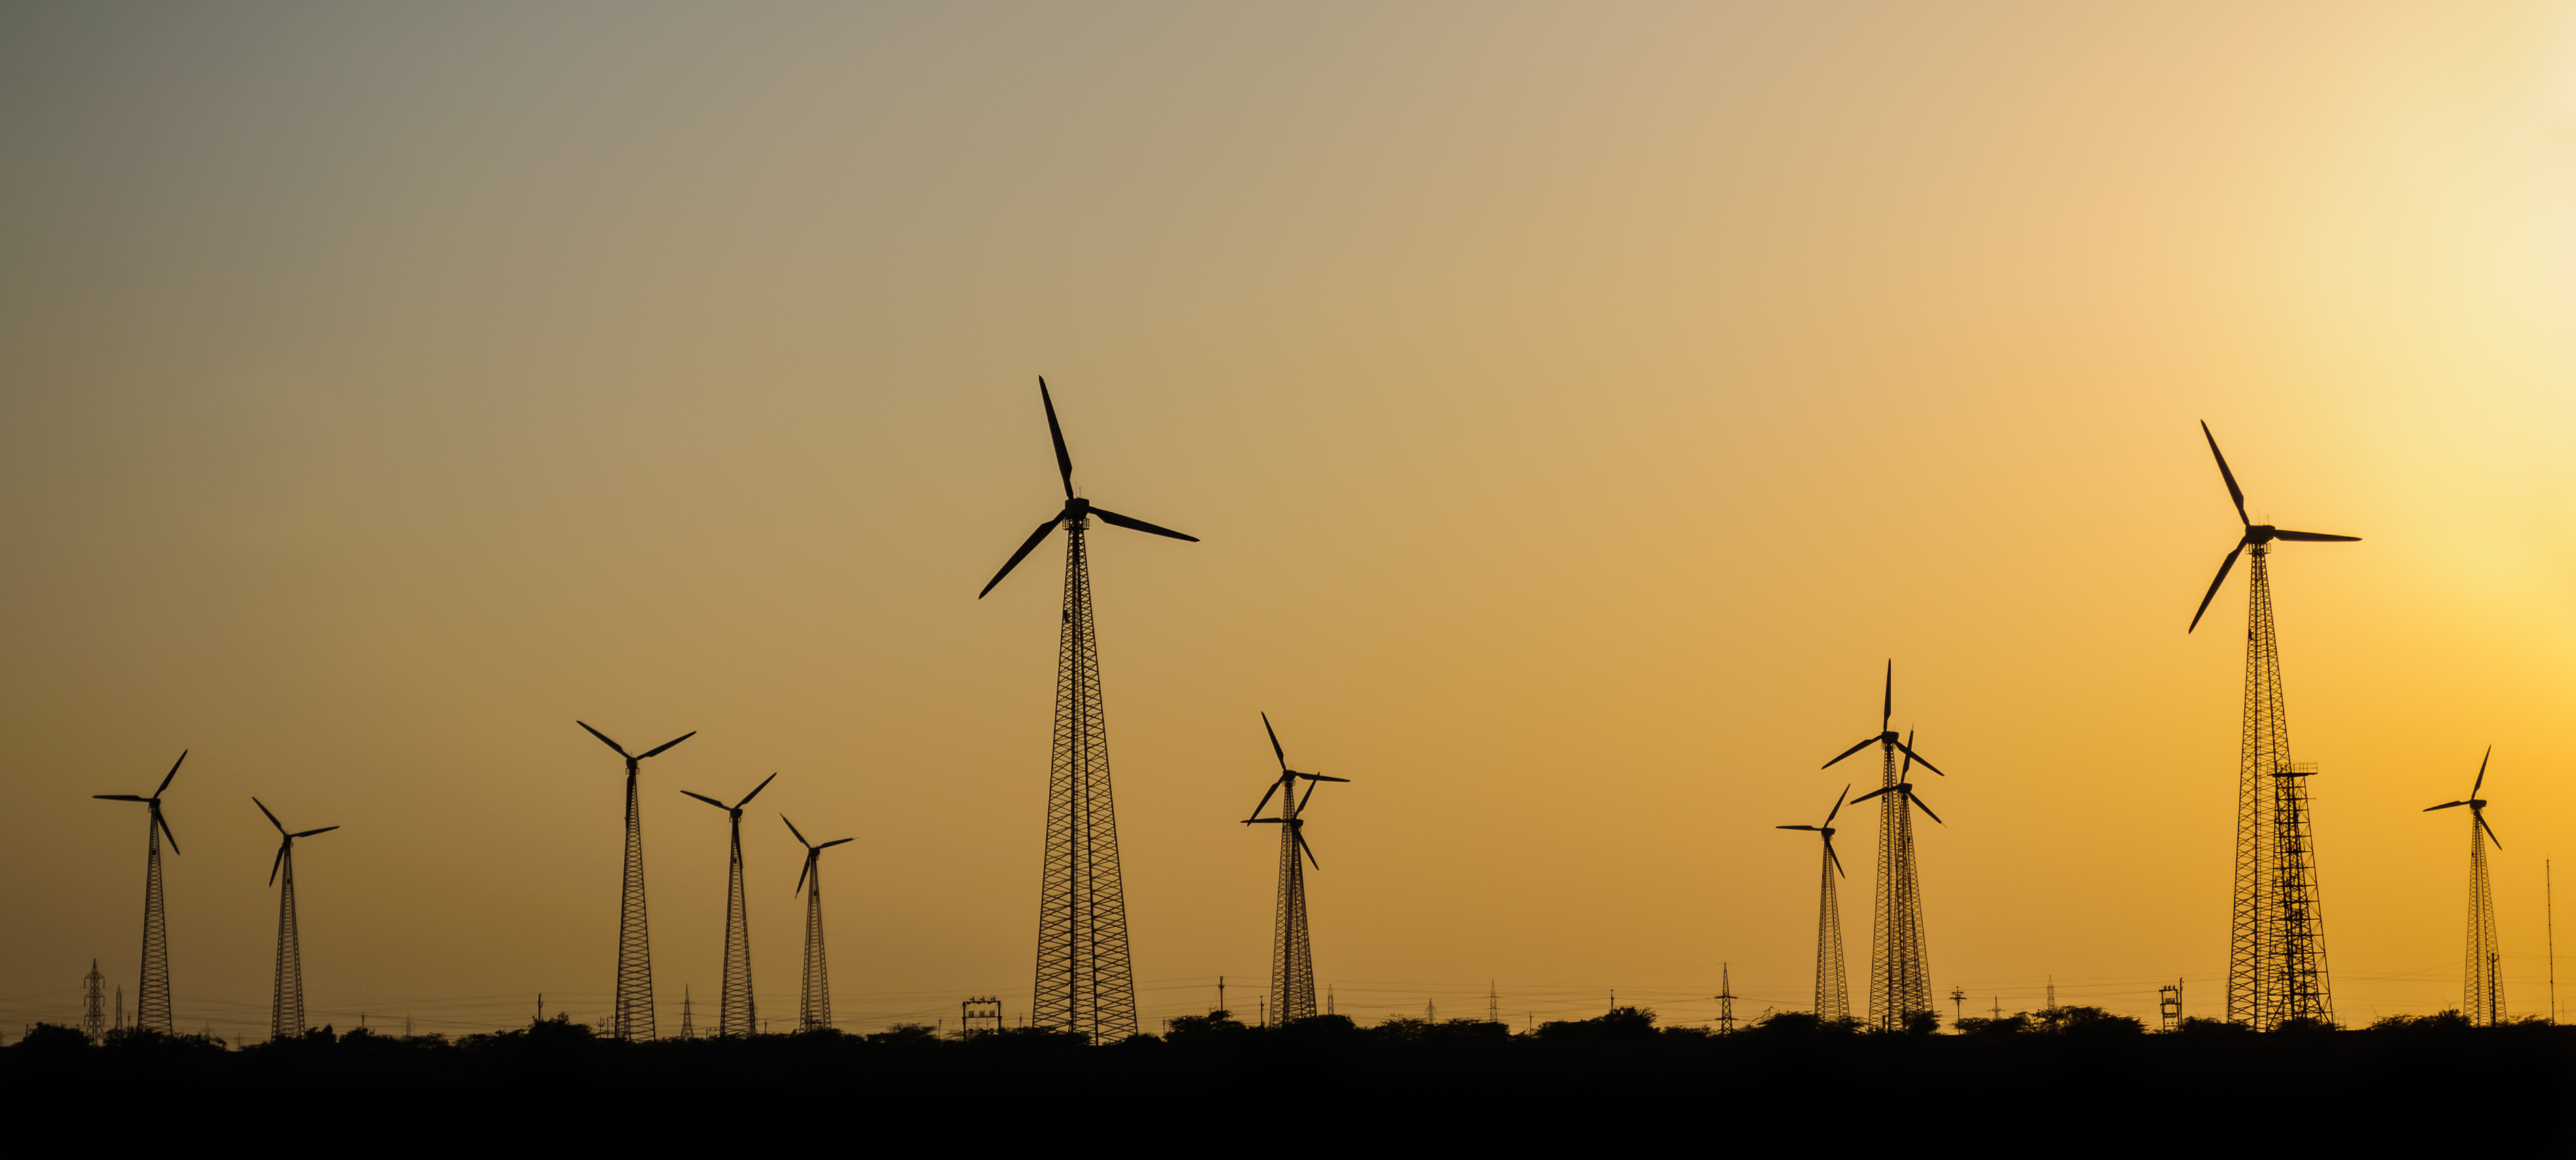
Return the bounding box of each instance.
[2229,548,2334,1028]
[137,818,174,1035]
[1813,840,1849,1021]
[271,846,305,1040]
[719,824,754,1036]
[614,772,656,1040]
[1868,742,1931,1030]
[2465,814,2504,1025]
[800,858,831,1031]
[1032,518,1138,1042]
[1270,795,1317,1025]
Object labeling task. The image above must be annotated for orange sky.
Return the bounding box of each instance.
[4,2,2575,1039]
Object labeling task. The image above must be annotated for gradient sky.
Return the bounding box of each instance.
[5,2,2575,1039]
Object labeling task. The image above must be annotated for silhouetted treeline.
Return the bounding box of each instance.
[10,1006,2570,1146]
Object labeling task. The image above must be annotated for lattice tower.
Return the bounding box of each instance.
[271,844,304,1040]
[2227,545,2287,1025]
[719,816,754,1036]
[136,812,174,1034]
[1868,740,1930,1030]
[82,961,106,1041]
[613,768,655,1040]
[2465,809,2503,1025]
[1031,516,1137,1041]
[799,853,831,1031]
[1270,789,1317,1023]
[1813,837,1849,1021]
[2263,765,2332,1027]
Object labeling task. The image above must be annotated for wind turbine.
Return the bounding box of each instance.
[1818,663,1951,1031]
[1244,713,1349,1026]
[577,720,697,1040]
[1776,786,1851,1021]
[253,798,337,1042]
[2424,746,2506,1026]
[682,772,777,1038]
[782,816,853,1033]
[978,377,1197,1042]
[2189,422,2358,1029]
[95,752,186,1034]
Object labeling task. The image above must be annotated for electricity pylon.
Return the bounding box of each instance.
[82,961,107,1042]
[978,378,1198,1043]
[682,772,777,1037]
[2425,746,2507,1025]
[784,815,851,1033]
[2188,422,2356,1028]
[253,799,338,1042]
[577,721,697,1040]
[1821,665,1949,1031]
[94,751,187,1034]
[1777,785,1852,1021]
[1244,713,1347,1026]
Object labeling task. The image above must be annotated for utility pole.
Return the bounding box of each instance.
[2551,860,2560,1025]
[1327,986,1334,1017]
[1990,995,2001,1021]
[2158,982,2182,1032]
[1489,980,1500,1026]
[2046,976,2056,1010]
[1948,986,1964,1029]
[1215,976,1225,1016]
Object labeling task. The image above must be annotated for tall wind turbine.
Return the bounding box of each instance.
[95,752,187,1034]
[577,721,697,1040]
[253,798,337,1042]
[978,378,1198,1042]
[1820,664,1949,1031]
[2425,746,2507,1026]
[1244,713,1349,1026]
[782,815,852,1033]
[1777,786,1852,1021]
[682,772,777,1038]
[2189,422,2358,1028]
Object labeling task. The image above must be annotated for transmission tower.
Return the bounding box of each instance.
[1779,786,1851,1021]
[978,380,1197,1043]
[1489,980,1499,1026]
[1717,966,1738,1033]
[2425,748,2506,1025]
[1820,665,1949,1031]
[254,799,337,1042]
[2188,423,2356,1029]
[82,961,106,1042]
[784,816,851,1033]
[1245,714,1344,1027]
[684,773,775,1037]
[114,986,125,1032]
[679,986,695,1039]
[577,722,697,1041]
[95,751,187,1035]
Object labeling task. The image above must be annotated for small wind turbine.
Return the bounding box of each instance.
[2425,746,2507,1025]
[977,378,1198,598]
[1849,731,1943,825]
[95,751,187,1034]
[2187,421,2361,633]
[682,772,777,1038]
[253,798,337,1040]
[1816,662,1951,1031]
[783,815,853,1033]
[1244,713,1348,1024]
[1777,786,1852,1021]
[576,720,697,1041]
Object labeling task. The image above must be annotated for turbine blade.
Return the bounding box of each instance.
[1821,737,1878,769]
[1088,506,1199,542]
[94,795,146,802]
[1247,780,1283,821]
[1826,838,1845,878]
[1298,829,1320,870]
[269,845,284,887]
[254,797,284,834]
[1262,712,1287,771]
[1848,785,1896,805]
[1040,377,1074,501]
[1907,789,1943,825]
[781,814,810,847]
[2479,812,2503,850]
[738,771,779,808]
[818,837,854,848]
[682,791,727,808]
[1777,825,1821,831]
[2201,420,2249,525]
[978,517,1062,599]
[2473,746,2491,798]
[1882,661,1892,732]
[292,826,338,838]
[157,811,180,855]
[2424,801,2468,812]
[795,857,811,895]
[640,731,696,759]
[157,751,186,796]
[577,721,633,758]
[1899,730,1914,778]
[2188,540,2247,634]
[1245,818,1286,825]
[2270,530,2360,542]
[1304,774,1351,783]
[1894,742,1945,778]
[1825,785,1849,827]
[1296,779,1318,813]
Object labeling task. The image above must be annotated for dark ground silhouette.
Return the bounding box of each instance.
[8,1006,2569,1149]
